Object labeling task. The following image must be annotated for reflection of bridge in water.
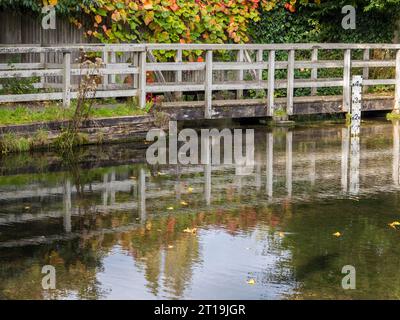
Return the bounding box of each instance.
[0,122,399,247]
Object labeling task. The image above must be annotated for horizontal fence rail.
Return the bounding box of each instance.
[0,43,400,118]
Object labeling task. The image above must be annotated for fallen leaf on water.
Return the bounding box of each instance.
[180,201,188,206]
[247,279,256,285]
[24,206,30,210]
[168,245,174,249]
[157,172,166,176]
[145,222,152,231]
[188,187,194,193]
[129,176,136,180]
[167,207,174,210]
[333,232,342,237]
[389,221,400,229]
[279,232,285,238]
[183,228,197,234]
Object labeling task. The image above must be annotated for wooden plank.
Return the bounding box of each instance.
[147,83,205,93]
[147,62,205,71]
[70,68,139,76]
[343,49,352,112]
[237,49,244,99]
[0,69,63,78]
[205,50,213,119]
[267,50,275,116]
[175,49,183,100]
[395,49,400,112]
[363,48,370,94]
[62,52,71,108]
[287,50,295,116]
[311,48,318,96]
[138,50,147,109]
[0,92,63,103]
[257,49,263,81]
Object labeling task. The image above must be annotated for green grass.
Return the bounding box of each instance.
[0,101,147,126]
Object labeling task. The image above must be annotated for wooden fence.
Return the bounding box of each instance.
[1,43,400,118]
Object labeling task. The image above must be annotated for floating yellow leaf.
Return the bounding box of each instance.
[167,207,174,210]
[333,232,341,237]
[168,245,174,249]
[157,172,166,176]
[389,221,400,229]
[24,206,30,210]
[188,187,194,193]
[183,228,197,234]
[247,279,256,285]
[278,232,285,238]
[95,15,102,24]
[180,201,188,206]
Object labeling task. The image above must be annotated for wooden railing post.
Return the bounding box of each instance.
[287,49,295,116]
[267,50,276,117]
[62,51,71,108]
[311,48,318,96]
[110,51,116,84]
[343,49,352,112]
[205,50,213,119]
[102,48,109,90]
[237,49,244,99]
[138,50,147,109]
[395,49,400,113]
[363,49,370,94]
[257,49,263,81]
[175,49,183,100]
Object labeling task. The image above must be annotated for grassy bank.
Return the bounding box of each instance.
[0,100,147,126]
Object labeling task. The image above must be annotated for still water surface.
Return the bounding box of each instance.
[1,120,400,300]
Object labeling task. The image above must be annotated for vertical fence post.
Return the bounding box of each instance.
[257,49,264,97]
[205,50,213,119]
[138,50,147,109]
[237,49,244,99]
[62,51,71,108]
[102,48,109,90]
[110,51,116,84]
[40,52,46,90]
[343,49,352,112]
[287,49,295,116]
[267,50,276,117]
[395,49,400,113]
[311,48,318,96]
[175,49,183,100]
[363,49,369,94]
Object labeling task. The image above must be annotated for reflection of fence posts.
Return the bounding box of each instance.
[286,131,293,196]
[138,168,146,222]
[341,128,350,193]
[393,121,400,185]
[266,132,274,198]
[63,179,72,233]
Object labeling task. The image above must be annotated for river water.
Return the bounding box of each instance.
[1,120,400,300]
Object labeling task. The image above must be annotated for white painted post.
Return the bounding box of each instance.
[175,49,183,100]
[138,50,147,109]
[311,48,318,96]
[363,49,369,94]
[267,50,276,117]
[110,51,116,84]
[257,49,263,82]
[351,75,362,136]
[40,52,46,89]
[205,50,213,119]
[102,49,109,89]
[395,49,400,113]
[237,49,244,99]
[343,49,352,112]
[62,51,71,108]
[287,50,295,116]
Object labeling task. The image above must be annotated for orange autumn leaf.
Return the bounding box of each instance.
[95,15,102,24]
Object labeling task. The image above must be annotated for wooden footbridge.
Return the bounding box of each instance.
[1,43,399,120]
